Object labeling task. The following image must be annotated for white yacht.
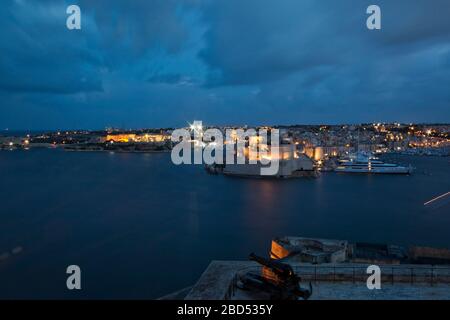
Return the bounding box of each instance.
[335,152,412,174]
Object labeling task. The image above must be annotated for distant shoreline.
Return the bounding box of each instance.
[0,145,172,154]
[63,148,171,154]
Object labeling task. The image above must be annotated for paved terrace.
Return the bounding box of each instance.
[185,261,450,300]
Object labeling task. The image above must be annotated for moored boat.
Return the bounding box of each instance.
[335,152,412,174]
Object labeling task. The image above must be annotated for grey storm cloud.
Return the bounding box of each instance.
[0,0,449,129]
[198,0,450,86]
[0,1,103,94]
[0,0,196,94]
[195,0,450,124]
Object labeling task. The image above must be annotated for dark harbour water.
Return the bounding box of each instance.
[0,149,449,299]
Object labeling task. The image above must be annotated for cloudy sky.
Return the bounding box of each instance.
[1,0,450,130]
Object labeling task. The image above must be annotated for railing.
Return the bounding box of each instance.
[225,264,450,299]
[291,265,450,285]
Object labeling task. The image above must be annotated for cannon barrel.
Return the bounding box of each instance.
[249,253,295,278]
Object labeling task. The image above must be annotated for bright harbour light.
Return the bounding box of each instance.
[189,121,203,133]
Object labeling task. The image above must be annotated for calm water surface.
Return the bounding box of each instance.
[0,149,449,298]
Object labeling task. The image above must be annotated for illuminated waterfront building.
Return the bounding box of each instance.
[106,133,169,143]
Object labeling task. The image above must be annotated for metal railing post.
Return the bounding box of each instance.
[314,266,317,282]
[431,266,434,286]
[353,267,355,284]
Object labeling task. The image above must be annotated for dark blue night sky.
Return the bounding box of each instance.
[1,0,450,130]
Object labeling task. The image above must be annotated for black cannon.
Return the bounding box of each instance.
[237,253,312,300]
